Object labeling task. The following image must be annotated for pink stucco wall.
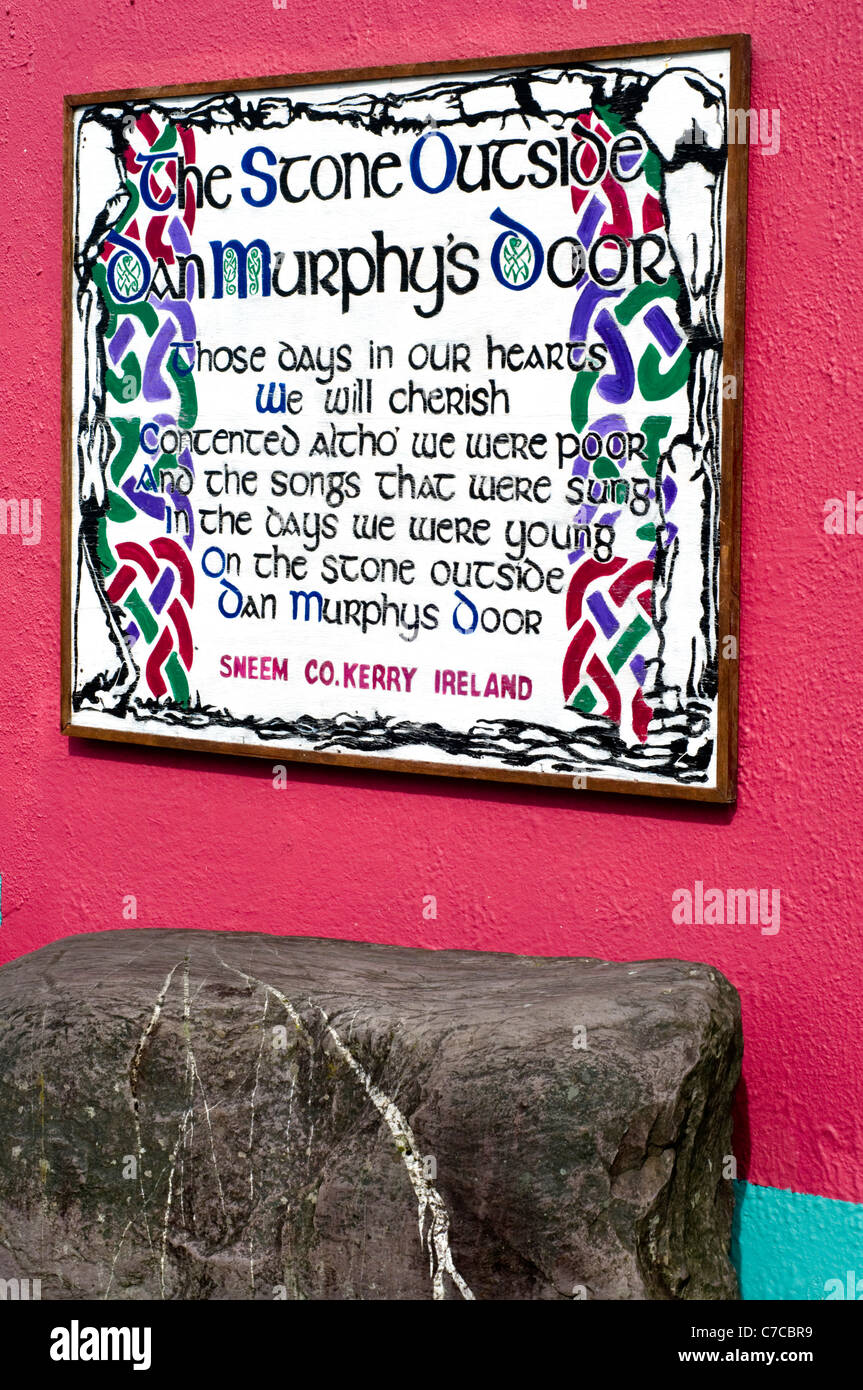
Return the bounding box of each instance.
[1,0,861,1208]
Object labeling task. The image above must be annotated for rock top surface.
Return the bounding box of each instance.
[0,930,742,1300]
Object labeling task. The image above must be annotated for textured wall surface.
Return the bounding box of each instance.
[732,1182,863,1300]
[0,0,861,1237]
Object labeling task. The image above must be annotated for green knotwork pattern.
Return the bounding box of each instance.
[224,248,238,295]
[115,254,144,297]
[501,235,532,285]
[248,248,262,296]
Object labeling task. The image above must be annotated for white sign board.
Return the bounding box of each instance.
[63,38,748,799]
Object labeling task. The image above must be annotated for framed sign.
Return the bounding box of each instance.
[62,36,748,800]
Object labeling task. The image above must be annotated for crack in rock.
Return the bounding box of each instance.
[219,957,474,1301]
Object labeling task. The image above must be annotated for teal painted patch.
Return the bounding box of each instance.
[733,1180,863,1300]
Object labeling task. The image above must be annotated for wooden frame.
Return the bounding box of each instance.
[62,34,750,802]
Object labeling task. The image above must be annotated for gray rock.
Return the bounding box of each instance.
[0,930,741,1300]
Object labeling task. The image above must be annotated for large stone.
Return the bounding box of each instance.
[0,930,741,1300]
